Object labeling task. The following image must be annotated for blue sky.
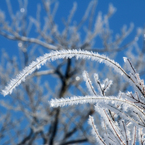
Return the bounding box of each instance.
[0,0,145,144]
[0,0,145,54]
[0,0,144,73]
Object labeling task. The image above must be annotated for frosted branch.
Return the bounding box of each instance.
[2,49,131,96]
[104,110,126,145]
[49,95,145,118]
[88,116,106,145]
[0,31,58,50]
[83,71,97,96]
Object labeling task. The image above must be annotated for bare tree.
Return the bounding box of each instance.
[0,0,144,144]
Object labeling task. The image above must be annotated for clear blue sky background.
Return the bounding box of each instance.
[0,1,144,144]
[0,0,145,55]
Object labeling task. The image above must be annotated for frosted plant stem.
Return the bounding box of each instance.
[122,121,128,145]
[108,105,144,127]
[1,49,143,96]
[88,116,107,145]
[50,96,145,121]
[133,126,137,145]
[83,71,97,96]
[104,110,126,145]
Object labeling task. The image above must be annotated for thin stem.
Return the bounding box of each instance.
[89,116,107,145]
[133,126,136,145]
[122,121,128,145]
[104,110,125,145]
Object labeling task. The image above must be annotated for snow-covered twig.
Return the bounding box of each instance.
[1,49,140,96]
[88,116,107,145]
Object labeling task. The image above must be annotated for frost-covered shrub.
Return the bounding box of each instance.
[2,49,145,144]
